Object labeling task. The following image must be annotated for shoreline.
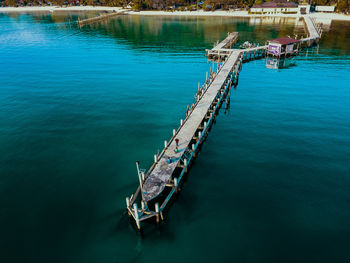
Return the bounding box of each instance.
[0,6,124,12]
[0,6,349,21]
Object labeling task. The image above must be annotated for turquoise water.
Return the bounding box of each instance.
[1,13,350,263]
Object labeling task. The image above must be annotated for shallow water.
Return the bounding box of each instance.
[0,13,350,263]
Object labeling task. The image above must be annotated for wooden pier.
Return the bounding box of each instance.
[301,16,322,46]
[127,50,244,229]
[206,32,239,59]
[77,10,125,26]
[240,45,268,62]
[206,31,267,61]
[125,16,322,231]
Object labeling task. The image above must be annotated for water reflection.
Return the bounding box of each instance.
[1,12,350,55]
[1,13,301,52]
[266,56,297,69]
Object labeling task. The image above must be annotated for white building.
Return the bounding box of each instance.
[315,6,335,12]
[250,2,299,14]
[250,1,311,15]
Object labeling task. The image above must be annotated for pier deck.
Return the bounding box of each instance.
[142,50,242,202]
[213,32,239,50]
[206,32,239,59]
[301,16,322,44]
[78,10,124,26]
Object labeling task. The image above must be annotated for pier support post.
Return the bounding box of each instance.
[133,203,141,230]
[136,161,143,193]
[126,197,131,216]
[155,202,160,224]
[174,177,178,193]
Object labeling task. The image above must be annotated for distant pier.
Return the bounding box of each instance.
[301,16,322,46]
[77,10,125,26]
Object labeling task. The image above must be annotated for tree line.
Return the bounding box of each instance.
[0,0,349,14]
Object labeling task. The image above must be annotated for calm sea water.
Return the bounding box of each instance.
[0,13,350,263]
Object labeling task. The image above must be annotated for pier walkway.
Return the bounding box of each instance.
[126,16,322,230]
[78,10,125,26]
[142,50,242,202]
[206,32,238,59]
[128,50,243,228]
[301,16,322,45]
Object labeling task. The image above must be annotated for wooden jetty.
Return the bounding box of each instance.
[206,32,239,59]
[301,16,322,46]
[77,10,125,26]
[126,16,322,231]
[239,45,268,62]
[206,31,267,61]
[207,44,267,62]
[265,17,323,58]
[127,50,244,230]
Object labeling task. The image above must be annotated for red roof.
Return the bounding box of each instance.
[268,37,300,45]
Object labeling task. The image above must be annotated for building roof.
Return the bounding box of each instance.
[268,37,300,45]
[252,1,298,8]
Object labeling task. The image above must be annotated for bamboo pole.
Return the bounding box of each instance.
[155,203,160,224]
[134,203,140,229]
[136,161,143,195]
[126,197,131,216]
[174,177,178,193]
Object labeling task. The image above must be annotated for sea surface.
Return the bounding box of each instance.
[0,12,350,263]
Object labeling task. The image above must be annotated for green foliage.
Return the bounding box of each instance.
[3,0,17,6]
[337,0,349,13]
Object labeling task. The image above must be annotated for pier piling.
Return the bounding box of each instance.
[155,203,160,224]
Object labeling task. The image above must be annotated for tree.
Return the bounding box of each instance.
[337,0,349,13]
[3,0,17,6]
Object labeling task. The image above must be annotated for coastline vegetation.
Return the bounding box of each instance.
[0,0,349,14]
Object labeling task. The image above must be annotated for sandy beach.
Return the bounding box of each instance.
[0,5,349,21]
[130,10,350,21]
[0,6,124,12]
